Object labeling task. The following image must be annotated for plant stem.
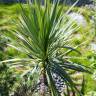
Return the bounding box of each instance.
[40,66,46,96]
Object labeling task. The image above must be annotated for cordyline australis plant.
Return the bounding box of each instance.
[1,0,91,96]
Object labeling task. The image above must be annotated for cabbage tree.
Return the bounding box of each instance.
[1,0,91,96]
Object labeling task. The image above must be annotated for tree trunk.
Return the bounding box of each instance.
[40,67,46,96]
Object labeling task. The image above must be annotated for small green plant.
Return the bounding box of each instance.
[0,29,17,96]
[0,64,17,96]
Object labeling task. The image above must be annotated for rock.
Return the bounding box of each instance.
[85,4,96,10]
[69,12,87,27]
[0,0,93,6]
[0,0,26,3]
[52,73,66,92]
[90,43,96,51]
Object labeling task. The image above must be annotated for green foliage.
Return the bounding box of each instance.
[0,64,17,96]
[0,35,17,96]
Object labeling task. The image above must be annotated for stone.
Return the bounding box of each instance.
[69,12,87,27]
[0,0,93,6]
[0,0,26,3]
[90,43,96,51]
